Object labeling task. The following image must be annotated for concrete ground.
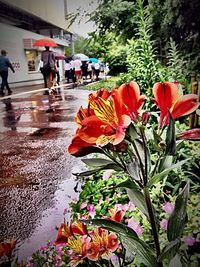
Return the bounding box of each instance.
[0,83,95,262]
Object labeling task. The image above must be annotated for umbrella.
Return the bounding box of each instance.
[33,38,57,47]
[88,58,98,63]
[73,53,89,61]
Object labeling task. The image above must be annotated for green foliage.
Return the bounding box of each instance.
[119,0,164,95]
[86,76,120,91]
[89,0,138,41]
[165,38,189,89]
[147,0,200,70]
[106,43,128,75]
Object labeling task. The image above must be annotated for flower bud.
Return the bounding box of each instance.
[177,128,200,140]
[142,112,150,125]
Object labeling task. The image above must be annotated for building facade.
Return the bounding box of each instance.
[0,0,73,87]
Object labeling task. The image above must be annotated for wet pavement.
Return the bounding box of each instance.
[0,86,93,261]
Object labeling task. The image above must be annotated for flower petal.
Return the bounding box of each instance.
[171,94,199,119]
[68,134,97,157]
[117,81,146,120]
[152,82,182,112]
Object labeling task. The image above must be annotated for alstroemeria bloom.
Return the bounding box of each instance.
[71,220,88,236]
[109,208,125,223]
[68,106,100,157]
[113,81,146,121]
[152,82,199,127]
[92,228,119,257]
[79,95,131,146]
[177,128,200,140]
[68,235,90,266]
[0,240,16,258]
[55,223,72,244]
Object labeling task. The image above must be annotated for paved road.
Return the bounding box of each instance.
[0,86,92,261]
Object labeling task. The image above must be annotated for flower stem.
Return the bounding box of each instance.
[143,187,163,265]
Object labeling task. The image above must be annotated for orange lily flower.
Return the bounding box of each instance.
[86,242,100,261]
[177,128,200,140]
[0,239,16,258]
[68,133,99,157]
[71,220,88,236]
[55,223,72,244]
[113,81,146,121]
[68,236,90,267]
[79,96,131,146]
[92,228,119,257]
[152,82,199,127]
[109,208,125,223]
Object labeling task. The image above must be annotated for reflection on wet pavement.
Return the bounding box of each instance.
[0,89,92,260]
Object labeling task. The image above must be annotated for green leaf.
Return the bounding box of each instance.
[82,219,158,267]
[73,169,101,177]
[81,158,114,167]
[135,139,151,172]
[169,254,182,267]
[116,179,148,218]
[158,155,173,173]
[126,160,140,181]
[158,238,181,262]
[165,113,176,155]
[73,163,122,177]
[167,183,189,241]
[148,159,189,187]
[128,123,140,141]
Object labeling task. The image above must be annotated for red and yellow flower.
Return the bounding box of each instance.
[152,82,199,127]
[68,82,146,156]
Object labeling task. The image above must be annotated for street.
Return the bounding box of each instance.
[0,86,91,260]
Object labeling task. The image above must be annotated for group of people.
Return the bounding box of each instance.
[64,58,102,84]
[0,46,109,97]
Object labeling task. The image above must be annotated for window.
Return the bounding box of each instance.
[25,50,40,72]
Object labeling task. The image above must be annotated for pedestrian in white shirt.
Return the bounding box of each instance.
[73,58,82,84]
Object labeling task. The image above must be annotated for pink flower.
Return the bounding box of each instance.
[63,208,68,216]
[160,219,168,230]
[127,201,135,212]
[162,202,174,215]
[99,197,103,205]
[109,254,119,265]
[114,204,124,211]
[103,169,114,180]
[71,197,77,203]
[125,218,143,236]
[87,204,96,218]
[80,200,88,210]
[182,236,196,246]
[87,204,95,212]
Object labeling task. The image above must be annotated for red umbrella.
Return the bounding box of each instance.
[33,38,57,47]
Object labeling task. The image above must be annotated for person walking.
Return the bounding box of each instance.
[0,50,15,96]
[73,58,82,85]
[64,59,72,83]
[41,46,55,95]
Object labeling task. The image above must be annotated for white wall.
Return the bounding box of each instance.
[0,23,66,86]
[1,0,69,31]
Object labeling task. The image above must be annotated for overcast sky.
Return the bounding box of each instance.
[67,0,98,37]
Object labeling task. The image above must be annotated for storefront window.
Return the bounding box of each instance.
[25,50,39,72]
